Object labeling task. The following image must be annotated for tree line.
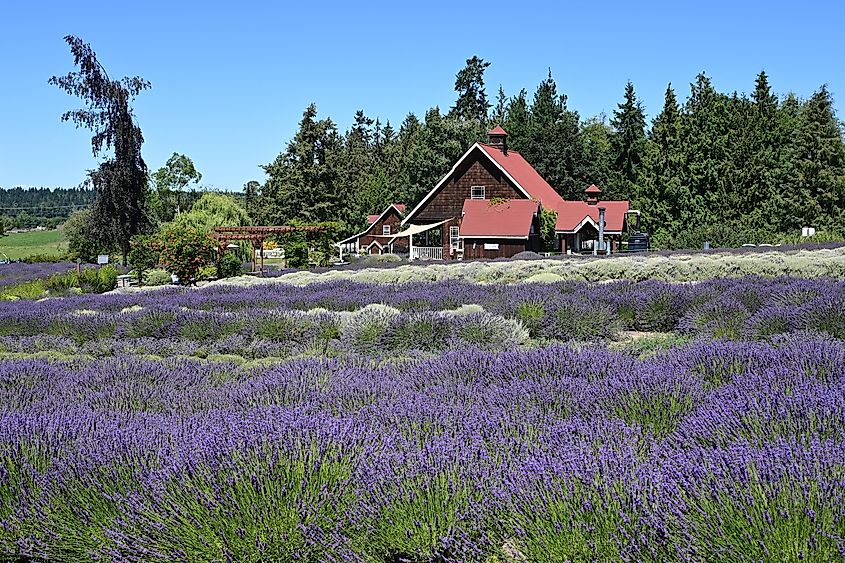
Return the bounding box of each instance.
[0,187,95,230]
[50,38,845,261]
[251,57,845,248]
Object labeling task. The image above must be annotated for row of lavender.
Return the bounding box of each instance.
[0,262,76,288]
[0,277,841,358]
[1,337,844,561]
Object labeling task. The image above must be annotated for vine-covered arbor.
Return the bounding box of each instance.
[212,225,329,273]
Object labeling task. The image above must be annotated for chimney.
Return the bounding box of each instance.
[598,206,607,254]
[585,184,602,205]
[487,125,508,154]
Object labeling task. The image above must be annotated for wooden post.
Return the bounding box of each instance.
[259,237,265,275]
[251,240,256,273]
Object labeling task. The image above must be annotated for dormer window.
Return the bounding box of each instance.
[471,186,485,200]
[382,224,391,235]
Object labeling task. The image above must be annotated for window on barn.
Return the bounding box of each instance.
[383,224,391,235]
[450,226,461,251]
[471,185,485,199]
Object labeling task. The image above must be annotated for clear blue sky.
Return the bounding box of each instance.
[1,0,843,191]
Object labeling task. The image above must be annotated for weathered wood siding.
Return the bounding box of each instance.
[461,238,533,260]
[358,208,408,253]
[414,149,522,222]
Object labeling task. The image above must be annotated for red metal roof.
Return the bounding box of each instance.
[367,214,380,224]
[585,184,602,194]
[460,199,539,238]
[555,200,629,233]
[487,125,508,136]
[393,203,406,213]
[478,144,566,210]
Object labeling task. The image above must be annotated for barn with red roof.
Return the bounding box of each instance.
[337,203,407,256]
[340,127,638,260]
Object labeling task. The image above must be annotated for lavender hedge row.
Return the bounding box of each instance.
[1,337,844,561]
[0,277,841,354]
[0,262,76,288]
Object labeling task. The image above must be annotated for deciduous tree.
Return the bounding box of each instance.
[49,35,151,265]
[150,153,202,222]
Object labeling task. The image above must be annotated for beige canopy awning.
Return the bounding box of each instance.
[372,219,451,241]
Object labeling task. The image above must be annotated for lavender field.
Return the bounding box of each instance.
[1,276,845,561]
[0,262,76,288]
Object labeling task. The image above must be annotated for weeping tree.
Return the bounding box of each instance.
[50,35,151,265]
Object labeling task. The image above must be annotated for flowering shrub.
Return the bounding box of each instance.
[156,225,216,285]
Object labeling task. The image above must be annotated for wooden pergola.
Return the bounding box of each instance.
[213,225,329,274]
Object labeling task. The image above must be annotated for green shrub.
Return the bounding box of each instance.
[283,227,309,269]
[216,252,242,279]
[144,269,172,286]
[0,280,46,300]
[43,266,116,294]
[128,235,160,285]
[20,253,72,264]
[94,265,117,292]
[365,253,402,264]
[196,265,217,281]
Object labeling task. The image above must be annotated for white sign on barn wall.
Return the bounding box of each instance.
[484,243,499,251]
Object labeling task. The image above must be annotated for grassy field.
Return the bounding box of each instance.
[0,229,67,260]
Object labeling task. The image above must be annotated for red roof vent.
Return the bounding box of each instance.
[585,184,602,205]
[487,126,508,153]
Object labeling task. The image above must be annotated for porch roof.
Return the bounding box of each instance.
[555,200,629,233]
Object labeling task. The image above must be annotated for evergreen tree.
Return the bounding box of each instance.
[782,86,845,231]
[259,104,343,226]
[522,71,584,199]
[579,116,621,198]
[243,180,260,220]
[491,85,508,125]
[639,84,683,239]
[611,81,646,189]
[753,71,778,112]
[503,89,531,147]
[450,56,491,122]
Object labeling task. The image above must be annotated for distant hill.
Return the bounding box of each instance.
[0,187,95,229]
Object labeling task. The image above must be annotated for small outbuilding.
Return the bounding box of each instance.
[337,203,407,256]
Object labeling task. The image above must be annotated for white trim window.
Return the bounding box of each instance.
[382,224,391,235]
[470,185,485,199]
[449,226,461,251]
